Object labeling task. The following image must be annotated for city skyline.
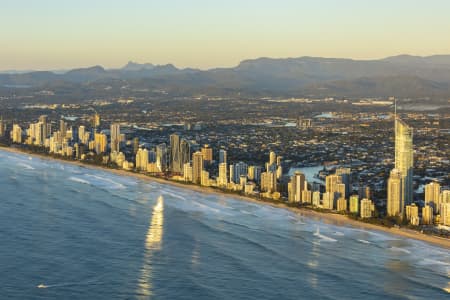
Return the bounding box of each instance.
[3,107,449,229]
[2,0,450,70]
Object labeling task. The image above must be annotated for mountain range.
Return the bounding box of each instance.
[1,55,450,99]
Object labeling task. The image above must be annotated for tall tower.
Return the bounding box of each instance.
[110,123,121,152]
[218,162,228,187]
[269,151,276,166]
[192,151,204,184]
[395,117,413,209]
[201,144,213,163]
[289,171,305,202]
[180,139,191,169]
[219,149,227,164]
[170,134,181,173]
[0,116,5,137]
[425,182,441,213]
[387,168,403,216]
[60,119,67,138]
[156,143,167,172]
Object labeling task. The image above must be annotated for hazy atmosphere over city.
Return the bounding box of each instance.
[0,1,449,300]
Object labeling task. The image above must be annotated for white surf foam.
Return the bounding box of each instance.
[68,176,91,185]
[313,228,337,242]
[389,247,411,254]
[18,162,35,170]
[358,239,371,244]
[84,174,126,189]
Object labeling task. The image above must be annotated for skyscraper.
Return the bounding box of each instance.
[11,124,22,143]
[170,134,181,173]
[192,151,204,184]
[395,117,414,208]
[425,182,441,213]
[349,195,359,214]
[78,125,86,144]
[60,119,67,138]
[422,205,433,225]
[39,115,50,138]
[218,162,228,187]
[219,149,227,164]
[269,151,276,166]
[387,168,402,217]
[288,171,305,203]
[360,198,374,218]
[110,123,121,152]
[201,144,213,163]
[180,139,191,172]
[231,162,248,183]
[0,117,5,137]
[136,148,149,171]
[156,143,168,172]
[133,137,139,155]
[94,133,107,153]
[336,167,351,197]
[326,174,343,201]
[92,113,101,130]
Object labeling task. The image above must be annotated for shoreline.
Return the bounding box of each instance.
[2,146,449,249]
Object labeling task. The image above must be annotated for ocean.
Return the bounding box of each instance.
[0,149,448,299]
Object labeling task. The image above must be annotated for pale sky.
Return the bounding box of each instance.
[1,0,450,71]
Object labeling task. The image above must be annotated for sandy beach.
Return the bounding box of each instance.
[2,146,449,249]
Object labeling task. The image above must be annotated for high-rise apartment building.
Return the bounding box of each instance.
[349,195,359,214]
[11,124,22,143]
[201,144,213,163]
[387,168,403,217]
[360,198,374,218]
[180,139,190,172]
[326,174,343,201]
[156,143,168,172]
[425,182,441,213]
[248,166,262,183]
[183,163,193,182]
[170,134,181,173]
[0,117,5,137]
[218,162,228,187]
[422,205,433,225]
[395,118,413,209]
[288,171,305,203]
[136,148,149,171]
[192,151,204,184]
[110,123,121,152]
[94,133,107,154]
[219,149,227,164]
[336,167,351,197]
[337,198,347,212]
[440,203,450,226]
[231,162,248,183]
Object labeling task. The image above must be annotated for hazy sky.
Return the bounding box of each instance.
[1,0,450,70]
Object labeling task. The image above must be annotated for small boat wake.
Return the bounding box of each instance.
[313,227,337,242]
[36,279,102,289]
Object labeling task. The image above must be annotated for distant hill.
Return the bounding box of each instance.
[121,61,155,71]
[1,55,450,99]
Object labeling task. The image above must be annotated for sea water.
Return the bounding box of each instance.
[0,150,449,299]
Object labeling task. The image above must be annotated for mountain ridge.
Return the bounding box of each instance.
[1,55,450,99]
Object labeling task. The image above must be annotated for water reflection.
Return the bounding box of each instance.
[383,259,414,297]
[191,240,200,269]
[308,233,320,289]
[137,195,164,299]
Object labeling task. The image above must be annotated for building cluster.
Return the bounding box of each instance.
[5,112,450,229]
[385,117,450,227]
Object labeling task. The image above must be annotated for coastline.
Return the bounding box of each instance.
[2,146,449,249]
